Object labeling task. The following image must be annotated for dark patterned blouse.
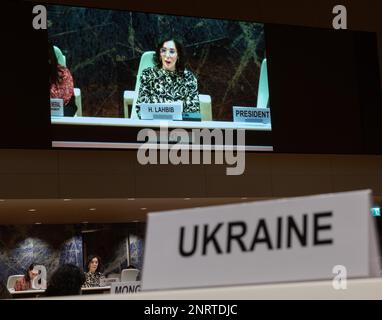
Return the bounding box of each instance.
[83,271,104,287]
[136,67,200,113]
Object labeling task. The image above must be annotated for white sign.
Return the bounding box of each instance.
[50,98,64,117]
[142,190,380,291]
[140,102,183,120]
[233,106,271,124]
[111,281,141,294]
[100,277,119,287]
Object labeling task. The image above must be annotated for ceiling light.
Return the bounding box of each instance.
[241,197,248,200]
[89,208,97,211]
[184,198,191,200]
[81,229,100,233]
[35,222,42,225]
[127,198,135,201]
[28,209,37,212]
[140,208,147,210]
[63,199,72,201]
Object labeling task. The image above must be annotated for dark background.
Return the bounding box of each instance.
[1,0,381,154]
[267,26,382,154]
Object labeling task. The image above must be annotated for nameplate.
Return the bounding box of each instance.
[140,102,183,120]
[182,112,201,122]
[111,281,141,294]
[232,106,270,124]
[50,98,64,117]
[142,190,380,291]
[100,278,119,287]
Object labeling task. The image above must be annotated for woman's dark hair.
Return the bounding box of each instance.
[48,42,60,85]
[45,264,85,296]
[86,254,103,273]
[24,263,36,282]
[154,38,186,74]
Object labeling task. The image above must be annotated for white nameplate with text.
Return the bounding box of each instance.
[142,190,380,291]
[140,102,183,120]
[111,281,141,294]
[100,277,119,287]
[50,98,64,117]
[233,106,271,124]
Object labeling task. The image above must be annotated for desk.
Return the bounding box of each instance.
[8,288,46,299]
[38,278,382,300]
[81,286,111,295]
[51,116,273,151]
[51,116,272,131]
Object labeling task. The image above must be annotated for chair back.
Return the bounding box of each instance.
[53,46,67,67]
[257,58,269,108]
[52,46,83,116]
[131,51,156,118]
[7,275,24,290]
[120,269,139,282]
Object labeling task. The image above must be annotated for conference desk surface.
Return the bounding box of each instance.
[51,116,272,131]
[35,278,382,300]
[81,286,111,294]
[8,288,46,298]
[7,287,112,298]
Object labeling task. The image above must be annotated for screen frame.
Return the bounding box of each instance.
[47,1,274,151]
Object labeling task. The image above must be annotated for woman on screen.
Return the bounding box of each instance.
[48,42,77,116]
[83,255,104,287]
[136,38,200,116]
[14,263,38,291]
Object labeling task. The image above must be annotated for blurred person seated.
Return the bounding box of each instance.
[14,263,38,291]
[45,264,85,296]
[136,38,200,117]
[83,254,105,287]
[0,281,12,299]
[48,42,77,116]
